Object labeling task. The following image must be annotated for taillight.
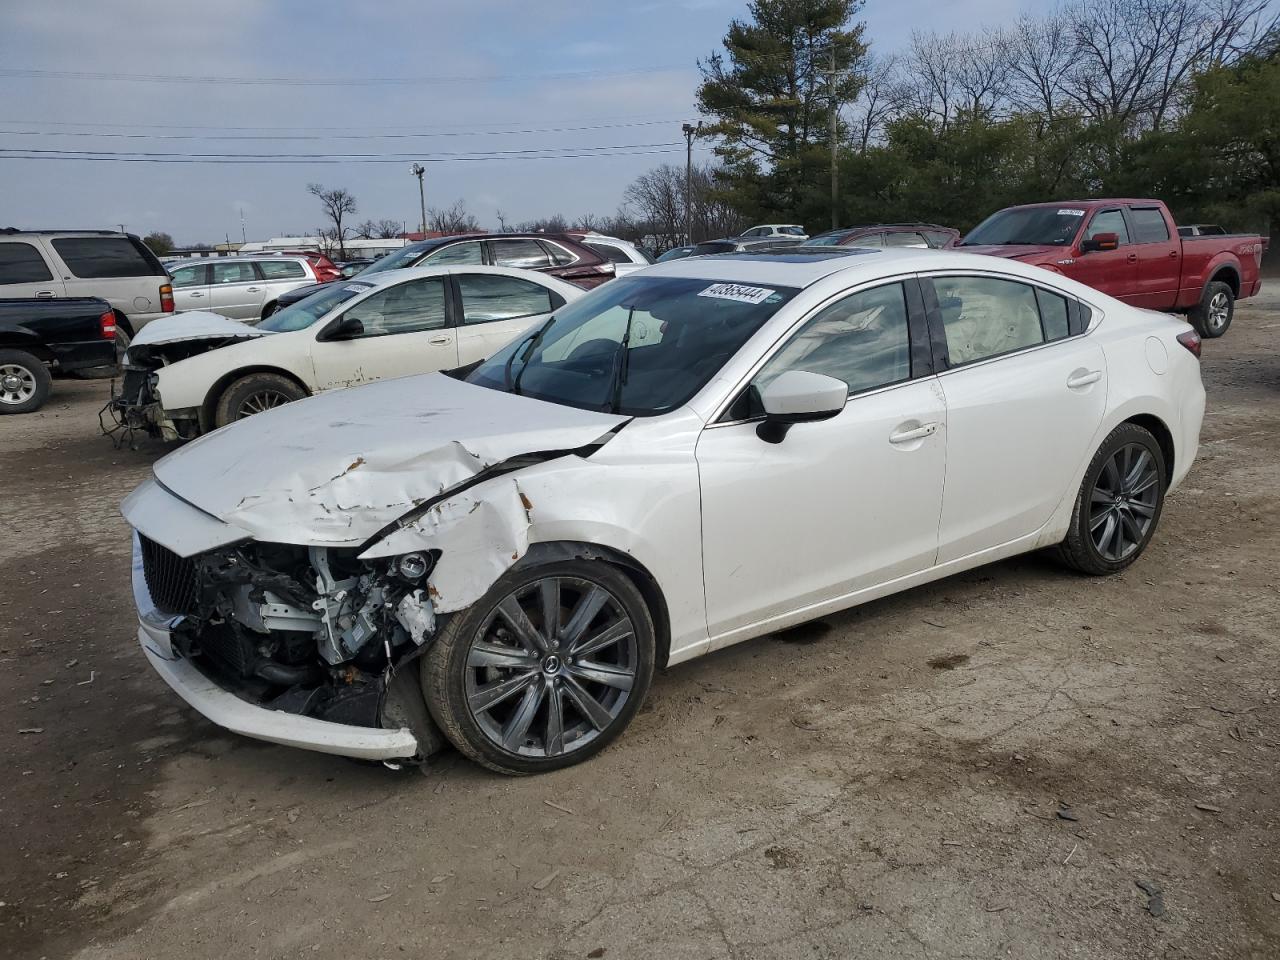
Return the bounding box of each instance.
[100,311,116,340]
[1177,329,1202,358]
[160,283,174,313]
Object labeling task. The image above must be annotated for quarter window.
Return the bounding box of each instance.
[211,262,257,285]
[1035,288,1070,340]
[490,239,551,269]
[257,260,307,280]
[884,231,928,247]
[584,241,631,264]
[458,274,554,324]
[753,282,912,400]
[343,277,447,336]
[0,242,53,284]
[1129,208,1171,243]
[934,276,1045,365]
[425,241,483,265]
[1084,209,1129,245]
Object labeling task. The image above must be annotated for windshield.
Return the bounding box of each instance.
[465,275,798,416]
[962,207,1085,246]
[257,281,373,332]
[352,242,435,277]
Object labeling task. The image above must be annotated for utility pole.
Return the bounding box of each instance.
[829,46,839,232]
[410,163,427,235]
[681,122,701,245]
[239,206,246,244]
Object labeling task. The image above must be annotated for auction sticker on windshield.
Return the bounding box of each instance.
[1058,209,1086,216]
[698,283,777,305]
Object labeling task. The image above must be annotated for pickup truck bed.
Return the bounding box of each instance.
[960,199,1267,338]
[0,297,117,413]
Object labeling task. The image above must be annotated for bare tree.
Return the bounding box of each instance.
[624,164,685,248]
[494,209,511,232]
[847,54,907,152]
[1007,13,1077,119]
[374,218,402,238]
[307,183,357,257]
[353,219,378,240]
[428,200,481,235]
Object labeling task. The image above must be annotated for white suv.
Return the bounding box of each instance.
[169,256,321,321]
[741,224,809,240]
[574,233,655,276]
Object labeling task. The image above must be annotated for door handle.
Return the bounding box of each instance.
[35,290,56,299]
[1126,253,1138,263]
[1067,370,1102,389]
[889,422,939,444]
[246,286,262,293]
[1168,250,1179,258]
[428,336,452,345]
[188,291,204,298]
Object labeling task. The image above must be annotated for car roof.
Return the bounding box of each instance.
[342,263,581,294]
[171,254,311,265]
[0,228,131,237]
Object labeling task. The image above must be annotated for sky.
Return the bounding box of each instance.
[0,0,1033,245]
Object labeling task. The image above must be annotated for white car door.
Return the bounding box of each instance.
[307,274,458,390]
[453,272,562,363]
[206,261,262,319]
[168,262,210,312]
[926,273,1108,563]
[0,239,65,300]
[696,280,947,645]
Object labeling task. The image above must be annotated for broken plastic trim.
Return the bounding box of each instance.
[356,420,630,555]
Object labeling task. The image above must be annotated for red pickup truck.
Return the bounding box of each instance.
[959,199,1267,338]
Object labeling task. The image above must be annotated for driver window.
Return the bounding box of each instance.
[342,277,447,336]
[1084,209,1129,245]
[752,282,912,400]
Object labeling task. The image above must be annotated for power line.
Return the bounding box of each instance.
[0,147,685,165]
[0,141,682,160]
[0,113,688,132]
[0,65,693,86]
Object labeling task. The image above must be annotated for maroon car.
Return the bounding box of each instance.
[264,233,614,317]
[806,223,960,249]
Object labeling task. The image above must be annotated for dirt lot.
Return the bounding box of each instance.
[2,295,1277,960]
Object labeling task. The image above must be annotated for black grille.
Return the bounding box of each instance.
[139,535,199,615]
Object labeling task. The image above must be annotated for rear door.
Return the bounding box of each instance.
[1124,205,1182,309]
[256,258,313,308]
[453,272,562,363]
[0,239,65,300]
[1067,208,1137,301]
[925,272,1107,563]
[205,261,262,319]
[169,262,211,312]
[308,275,458,390]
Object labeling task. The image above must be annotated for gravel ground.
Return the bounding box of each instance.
[2,294,1277,960]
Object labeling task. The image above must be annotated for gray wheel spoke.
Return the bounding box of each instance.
[544,684,566,756]
[1100,457,1120,494]
[569,618,633,658]
[1106,511,1125,558]
[1119,510,1144,549]
[1123,449,1151,490]
[469,670,539,715]
[562,675,614,730]
[1090,508,1112,533]
[567,660,634,691]
[497,595,550,654]
[1090,486,1113,506]
[1129,472,1159,496]
[561,586,608,644]
[500,680,546,750]
[467,641,537,670]
[1128,499,1155,519]
[539,579,560,642]
[1092,512,1117,554]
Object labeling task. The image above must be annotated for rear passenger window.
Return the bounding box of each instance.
[1035,289,1070,340]
[458,274,553,324]
[0,242,53,284]
[258,260,306,280]
[51,237,162,278]
[935,276,1044,365]
[884,232,927,247]
[1129,208,1171,243]
[490,239,551,269]
[753,282,912,400]
[169,264,206,288]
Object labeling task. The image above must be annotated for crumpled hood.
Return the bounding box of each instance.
[953,244,1066,263]
[151,373,628,546]
[130,311,268,349]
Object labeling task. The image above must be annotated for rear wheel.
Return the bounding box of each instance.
[421,560,655,775]
[213,372,306,427]
[260,301,278,320]
[0,350,51,414]
[1057,423,1166,575]
[1189,280,1233,338]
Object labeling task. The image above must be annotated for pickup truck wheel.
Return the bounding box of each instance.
[1189,281,1233,339]
[0,349,52,415]
[214,372,306,427]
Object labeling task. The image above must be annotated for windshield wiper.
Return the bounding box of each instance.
[504,316,555,395]
[608,306,636,414]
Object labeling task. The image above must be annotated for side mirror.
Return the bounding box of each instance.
[321,315,364,341]
[755,370,848,444]
[1080,232,1119,253]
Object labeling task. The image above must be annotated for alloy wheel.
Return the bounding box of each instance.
[464,576,638,759]
[1207,292,1230,333]
[237,390,291,418]
[1089,442,1160,561]
[0,364,37,405]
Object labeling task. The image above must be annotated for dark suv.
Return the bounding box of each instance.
[264,233,614,317]
[805,223,960,249]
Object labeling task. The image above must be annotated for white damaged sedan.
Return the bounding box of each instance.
[123,248,1205,774]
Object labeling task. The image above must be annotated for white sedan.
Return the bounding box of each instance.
[122,248,1204,774]
[116,265,584,440]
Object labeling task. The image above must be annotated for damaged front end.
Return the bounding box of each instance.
[135,532,444,760]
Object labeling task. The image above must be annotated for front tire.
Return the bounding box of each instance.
[421,560,656,775]
[260,301,278,320]
[213,372,306,427]
[0,349,52,414]
[1057,423,1166,575]
[1189,280,1233,338]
